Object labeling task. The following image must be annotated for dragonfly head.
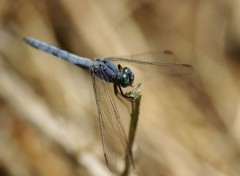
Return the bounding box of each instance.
[120,67,134,88]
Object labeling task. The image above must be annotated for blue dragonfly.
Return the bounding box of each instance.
[23,37,192,173]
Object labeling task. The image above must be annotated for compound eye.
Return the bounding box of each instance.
[120,67,134,88]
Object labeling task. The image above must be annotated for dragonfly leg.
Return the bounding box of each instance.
[118,64,122,70]
[114,84,119,96]
[113,84,133,99]
[118,85,134,99]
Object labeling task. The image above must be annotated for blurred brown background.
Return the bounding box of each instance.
[0,0,240,176]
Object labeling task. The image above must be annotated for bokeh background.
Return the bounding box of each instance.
[0,0,240,176]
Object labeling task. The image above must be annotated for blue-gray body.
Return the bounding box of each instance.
[23,37,121,84]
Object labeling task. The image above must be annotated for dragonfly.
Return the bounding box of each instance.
[23,37,192,173]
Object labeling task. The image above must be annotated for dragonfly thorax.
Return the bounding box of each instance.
[119,67,134,88]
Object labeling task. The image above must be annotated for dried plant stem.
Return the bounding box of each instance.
[121,83,142,176]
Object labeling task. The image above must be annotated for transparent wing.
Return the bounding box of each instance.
[91,70,134,173]
[106,50,193,75]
